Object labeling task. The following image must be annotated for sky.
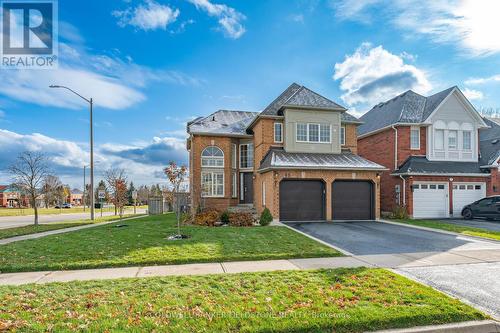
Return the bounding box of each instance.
[2,0,500,189]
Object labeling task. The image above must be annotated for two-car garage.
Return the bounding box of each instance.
[412,182,486,219]
[279,179,374,222]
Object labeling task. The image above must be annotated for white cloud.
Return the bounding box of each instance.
[0,129,188,187]
[334,0,500,57]
[465,74,500,85]
[462,88,484,100]
[113,0,180,31]
[187,0,246,39]
[0,42,201,110]
[333,43,432,107]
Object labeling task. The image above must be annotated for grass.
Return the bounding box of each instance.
[391,219,500,241]
[0,268,486,332]
[0,214,144,240]
[0,214,340,273]
[0,205,147,217]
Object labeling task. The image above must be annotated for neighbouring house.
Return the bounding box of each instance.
[357,86,500,219]
[0,185,28,208]
[69,189,83,206]
[187,83,386,221]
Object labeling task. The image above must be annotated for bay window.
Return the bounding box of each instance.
[434,130,444,150]
[463,131,471,150]
[448,130,457,149]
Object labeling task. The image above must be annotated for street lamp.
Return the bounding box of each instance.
[49,85,95,220]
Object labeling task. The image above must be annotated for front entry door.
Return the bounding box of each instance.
[240,173,254,204]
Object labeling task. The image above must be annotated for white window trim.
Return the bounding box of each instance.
[201,171,224,198]
[262,181,266,206]
[340,126,346,146]
[239,143,254,169]
[448,130,458,150]
[462,131,472,151]
[232,172,237,198]
[410,126,420,150]
[274,122,283,143]
[231,144,237,169]
[201,146,224,168]
[296,122,332,144]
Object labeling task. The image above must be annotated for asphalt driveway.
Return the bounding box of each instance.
[285,221,499,255]
[435,218,500,232]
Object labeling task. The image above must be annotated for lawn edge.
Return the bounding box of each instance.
[370,320,499,333]
[379,219,500,244]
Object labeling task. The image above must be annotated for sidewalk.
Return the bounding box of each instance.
[2,248,499,286]
[0,215,146,245]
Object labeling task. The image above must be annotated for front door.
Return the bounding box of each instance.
[240,173,254,204]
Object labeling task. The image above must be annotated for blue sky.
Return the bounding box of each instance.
[2,0,500,188]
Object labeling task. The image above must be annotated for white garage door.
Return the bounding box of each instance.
[413,183,448,218]
[452,183,486,217]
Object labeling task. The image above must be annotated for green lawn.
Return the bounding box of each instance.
[0,268,485,332]
[0,214,144,240]
[0,205,147,217]
[0,214,340,273]
[391,219,500,241]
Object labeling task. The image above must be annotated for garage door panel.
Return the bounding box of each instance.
[332,181,373,220]
[452,183,486,217]
[280,180,324,221]
[413,183,447,219]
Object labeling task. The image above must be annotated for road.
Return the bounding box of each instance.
[0,208,147,229]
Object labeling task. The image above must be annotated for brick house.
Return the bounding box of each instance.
[0,185,26,208]
[357,86,500,218]
[187,83,386,221]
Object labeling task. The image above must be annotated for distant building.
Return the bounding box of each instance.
[0,185,28,208]
[69,188,83,206]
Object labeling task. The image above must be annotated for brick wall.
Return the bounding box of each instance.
[343,124,358,153]
[189,135,239,212]
[253,117,283,169]
[358,125,427,213]
[255,169,380,220]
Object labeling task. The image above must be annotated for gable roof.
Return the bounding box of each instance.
[187,110,259,137]
[358,86,477,136]
[480,117,500,167]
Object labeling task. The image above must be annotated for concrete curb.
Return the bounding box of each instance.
[378,219,500,244]
[370,320,500,333]
[0,214,147,245]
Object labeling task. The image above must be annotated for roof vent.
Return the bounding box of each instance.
[212,116,216,121]
[493,139,499,144]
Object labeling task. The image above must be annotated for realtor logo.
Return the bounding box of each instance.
[1,0,58,69]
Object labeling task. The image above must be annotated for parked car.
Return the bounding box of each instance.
[461,196,500,220]
[62,203,72,208]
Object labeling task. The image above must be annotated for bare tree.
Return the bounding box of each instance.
[164,161,187,238]
[9,152,49,225]
[42,175,63,208]
[104,168,128,218]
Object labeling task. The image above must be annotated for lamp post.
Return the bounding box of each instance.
[49,85,95,220]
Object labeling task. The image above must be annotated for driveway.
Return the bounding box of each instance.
[285,220,500,319]
[435,218,500,232]
[0,208,147,229]
[284,221,499,255]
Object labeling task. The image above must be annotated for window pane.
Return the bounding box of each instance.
[232,172,237,197]
[240,144,253,168]
[435,130,444,149]
[309,124,319,142]
[475,185,481,190]
[430,184,437,189]
[231,144,237,169]
[448,130,457,149]
[274,123,282,142]
[463,131,471,150]
[411,128,420,149]
[340,126,345,145]
[320,124,330,142]
[438,185,445,189]
[296,123,307,141]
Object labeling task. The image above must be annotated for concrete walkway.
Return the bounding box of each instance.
[0,215,146,245]
[2,248,499,286]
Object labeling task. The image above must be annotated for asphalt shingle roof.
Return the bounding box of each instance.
[358,87,456,136]
[259,147,386,171]
[392,156,485,175]
[187,110,258,136]
[479,117,500,166]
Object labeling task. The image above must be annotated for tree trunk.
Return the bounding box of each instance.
[33,197,39,226]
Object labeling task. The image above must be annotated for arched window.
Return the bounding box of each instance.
[201,146,224,167]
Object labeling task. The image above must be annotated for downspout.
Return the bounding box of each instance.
[399,175,406,206]
[391,125,398,170]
